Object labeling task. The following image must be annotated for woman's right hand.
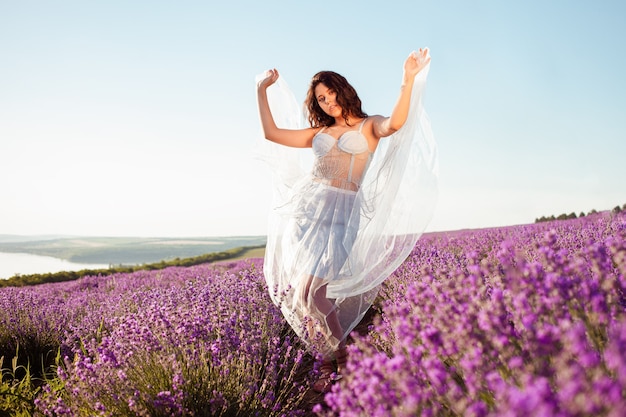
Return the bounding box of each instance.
[258,68,280,90]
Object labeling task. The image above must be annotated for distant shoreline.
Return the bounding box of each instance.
[0,243,266,287]
[0,252,110,280]
[0,235,267,265]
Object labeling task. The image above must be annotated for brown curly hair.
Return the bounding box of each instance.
[305,71,368,128]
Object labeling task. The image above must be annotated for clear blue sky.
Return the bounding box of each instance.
[1,0,625,237]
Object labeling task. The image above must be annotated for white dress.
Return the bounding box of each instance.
[256,63,438,357]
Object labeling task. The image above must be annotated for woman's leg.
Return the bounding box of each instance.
[304,276,343,343]
[307,280,345,393]
[311,283,344,345]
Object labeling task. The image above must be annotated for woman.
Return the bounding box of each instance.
[256,48,437,393]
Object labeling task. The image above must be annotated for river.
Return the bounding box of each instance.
[0,252,109,280]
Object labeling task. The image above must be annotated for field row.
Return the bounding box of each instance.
[1,211,625,415]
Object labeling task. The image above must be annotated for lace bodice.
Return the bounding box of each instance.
[311,121,372,191]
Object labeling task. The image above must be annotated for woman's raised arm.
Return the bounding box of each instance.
[371,48,431,139]
[257,69,316,148]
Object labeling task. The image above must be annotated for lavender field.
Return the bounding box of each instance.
[1,211,625,416]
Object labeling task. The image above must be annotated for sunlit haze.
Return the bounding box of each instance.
[1,1,625,237]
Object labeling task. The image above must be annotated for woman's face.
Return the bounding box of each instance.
[314,83,342,118]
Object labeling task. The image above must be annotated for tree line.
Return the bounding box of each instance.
[535,203,626,223]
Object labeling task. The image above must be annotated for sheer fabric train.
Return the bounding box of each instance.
[255,64,438,356]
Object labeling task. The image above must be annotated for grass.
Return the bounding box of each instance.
[228,246,266,261]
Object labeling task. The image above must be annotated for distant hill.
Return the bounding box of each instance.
[0,234,74,243]
[0,244,267,288]
[0,235,267,265]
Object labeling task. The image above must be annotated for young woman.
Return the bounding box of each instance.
[256,48,437,393]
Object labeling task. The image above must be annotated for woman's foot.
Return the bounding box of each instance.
[312,360,339,393]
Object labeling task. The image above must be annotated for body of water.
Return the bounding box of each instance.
[0,252,109,280]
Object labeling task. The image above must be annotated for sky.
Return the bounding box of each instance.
[1,0,625,238]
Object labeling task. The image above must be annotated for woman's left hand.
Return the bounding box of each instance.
[403,48,430,79]
[258,68,280,91]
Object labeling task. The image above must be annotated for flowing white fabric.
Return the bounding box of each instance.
[255,63,438,357]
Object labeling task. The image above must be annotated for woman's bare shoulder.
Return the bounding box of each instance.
[363,115,388,138]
